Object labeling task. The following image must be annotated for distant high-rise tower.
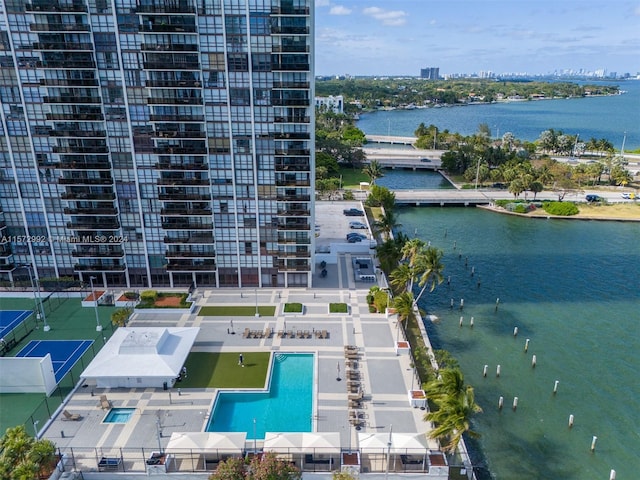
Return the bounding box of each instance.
[0,0,314,289]
[420,67,439,80]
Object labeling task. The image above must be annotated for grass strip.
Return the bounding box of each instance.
[198,305,276,316]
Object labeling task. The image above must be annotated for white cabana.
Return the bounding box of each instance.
[358,432,431,454]
[80,327,199,388]
[263,432,341,454]
[165,432,247,455]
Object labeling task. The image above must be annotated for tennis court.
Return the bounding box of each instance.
[16,340,93,383]
[0,310,32,339]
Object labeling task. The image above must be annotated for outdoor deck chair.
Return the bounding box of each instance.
[297,330,304,338]
[321,330,328,339]
[62,410,82,421]
[99,394,111,410]
[277,330,285,338]
[243,328,250,338]
[264,327,272,338]
[303,330,311,338]
[286,330,294,338]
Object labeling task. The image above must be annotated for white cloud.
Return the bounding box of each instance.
[329,5,352,15]
[315,0,331,7]
[362,6,408,26]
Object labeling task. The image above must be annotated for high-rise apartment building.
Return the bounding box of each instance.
[420,67,439,80]
[0,0,314,289]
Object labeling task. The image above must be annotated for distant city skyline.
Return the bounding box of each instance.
[315,0,640,77]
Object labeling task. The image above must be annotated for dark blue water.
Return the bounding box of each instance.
[376,170,454,190]
[358,81,640,151]
[397,208,640,479]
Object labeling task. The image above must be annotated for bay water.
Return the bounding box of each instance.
[396,207,639,479]
[357,80,640,151]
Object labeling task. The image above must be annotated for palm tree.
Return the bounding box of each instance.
[375,235,406,274]
[389,263,413,294]
[425,384,482,453]
[392,291,418,334]
[373,209,401,239]
[414,246,444,304]
[362,159,384,185]
[0,425,56,480]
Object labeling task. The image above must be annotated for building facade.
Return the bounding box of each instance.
[419,67,439,80]
[314,94,342,114]
[0,0,314,289]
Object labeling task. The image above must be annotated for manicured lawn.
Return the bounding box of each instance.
[329,303,348,313]
[338,166,369,189]
[180,352,271,388]
[283,303,303,313]
[198,305,276,316]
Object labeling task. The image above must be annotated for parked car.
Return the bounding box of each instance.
[586,194,602,202]
[347,236,363,243]
[343,208,364,216]
[346,233,367,241]
[621,192,635,199]
[349,221,367,229]
[420,158,432,163]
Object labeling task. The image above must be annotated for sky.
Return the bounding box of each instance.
[314,0,640,76]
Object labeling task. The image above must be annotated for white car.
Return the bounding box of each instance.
[621,192,631,199]
[349,221,367,229]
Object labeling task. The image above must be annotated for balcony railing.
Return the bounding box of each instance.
[59,177,113,185]
[149,114,204,122]
[37,60,96,68]
[49,129,106,137]
[25,3,88,13]
[158,193,210,201]
[162,222,212,230]
[277,251,311,258]
[157,178,209,186]
[71,248,125,257]
[0,264,16,272]
[54,146,109,154]
[73,263,126,271]
[144,61,200,70]
[276,194,310,201]
[40,78,99,87]
[140,24,197,33]
[277,237,311,245]
[274,132,310,140]
[165,250,216,258]
[277,223,310,231]
[166,262,216,271]
[271,26,309,34]
[161,208,211,216]
[275,180,310,187]
[141,43,198,52]
[30,23,90,32]
[61,192,115,201]
[145,79,201,88]
[67,221,120,230]
[46,113,104,121]
[272,98,309,106]
[274,116,310,124]
[271,63,310,72]
[272,81,309,89]
[276,264,311,272]
[33,42,93,50]
[44,95,101,104]
[271,6,310,15]
[63,207,118,215]
[58,160,111,170]
[147,97,202,105]
[275,148,310,156]
[153,130,205,139]
[163,235,214,244]
[153,146,206,155]
[272,45,309,53]
[134,5,196,14]
[276,209,310,217]
[155,161,207,170]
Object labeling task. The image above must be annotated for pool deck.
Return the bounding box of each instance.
[42,253,441,470]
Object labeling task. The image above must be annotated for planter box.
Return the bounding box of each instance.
[134,293,195,314]
[115,293,140,307]
[341,452,360,475]
[282,303,305,315]
[408,389,427,408]
[328,303,349,315]
[396,340,410,355]
[81,290,105,308]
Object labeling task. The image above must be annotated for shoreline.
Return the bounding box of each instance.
[478,204,640,222]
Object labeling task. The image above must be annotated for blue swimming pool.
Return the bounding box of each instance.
[206,353,314,439]
[103,408,135,423]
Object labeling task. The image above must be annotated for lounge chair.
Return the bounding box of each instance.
[277,330,285,338]
[303,330,311,338]
[321,330,328,339]
[297,330,304,338]
[99,394,111,410]
[62,410,82,421]
[264,327,272,338]
[243,328,250,338]
[286,330,294,338]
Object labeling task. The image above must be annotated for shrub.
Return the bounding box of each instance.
[123,291,139,300]
[283,303,303,313]
[111,307,132,327]
[343,190,355,200]
[140,290,158,301]
[373,289,390,313]
[543,201,579,216]
[513,204,528,214]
